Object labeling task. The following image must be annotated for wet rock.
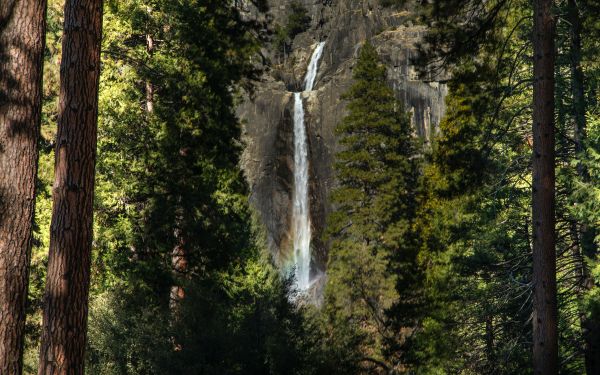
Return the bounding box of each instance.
[239,0,447,288]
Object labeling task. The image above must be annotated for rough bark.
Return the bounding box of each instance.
[531,0,557,374]
[0,1,46,373]
[37,0,103,374]
[566,1,600,373]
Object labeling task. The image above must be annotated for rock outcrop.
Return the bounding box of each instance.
[239,0,447,286]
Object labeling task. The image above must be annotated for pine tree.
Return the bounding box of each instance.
[404,4,541,371]
[84,1,324,373]
[406,0,561,371]
[37,0,103,373]
[324,42,420,372]
[0,1,46,373]
[561,1,600,371]
[411,74,535,373]
[531,2,558,373]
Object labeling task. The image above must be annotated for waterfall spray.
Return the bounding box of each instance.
[292,42,326,292]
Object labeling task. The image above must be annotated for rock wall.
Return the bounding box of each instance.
[239,0,447,279]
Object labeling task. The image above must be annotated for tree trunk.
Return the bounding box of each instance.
[531,0,557,374]
[566,1,600,373]
[37,1,103,374]
[169,204,187,352]
[485,315,495,366]
[170,204,187,315]
[0,1,46,374]
[145,32,154,114]
[169,232,188,313]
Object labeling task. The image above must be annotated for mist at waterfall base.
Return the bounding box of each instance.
[289,42,326,295]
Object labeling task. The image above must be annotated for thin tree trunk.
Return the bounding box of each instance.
[145,29,154,114]
[531,0,558,374]
[170,204,187,315]
[0,1,46,373]
[169,203,187,352]
[170,233,187,313]
[37,0,103,374]
[566,1,600,372]
[485,315,495,366]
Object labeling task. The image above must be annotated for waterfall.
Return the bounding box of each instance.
[303,42,326,91]
[292,42,325,292]
[292,92,311,291]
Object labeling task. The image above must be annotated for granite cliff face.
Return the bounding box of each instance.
[239,0,447,286]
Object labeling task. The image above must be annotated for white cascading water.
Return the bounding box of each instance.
[292,41,326,292]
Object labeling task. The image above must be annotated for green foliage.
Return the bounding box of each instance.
[403,6,539,369]
[273,23,290,56]
[94,0,269,286]
[21,1,600,374]
[286,1,311,39]
[324,42,421,371]
[405,0,600,372]
[86,255,322,375]
[84,1,333,374]
[272,1,311,56]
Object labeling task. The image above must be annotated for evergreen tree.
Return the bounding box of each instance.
[5,1,597,373]
[21,1,64,371]
[85,1,328,374]
[530,2,558,372]
[410,75,534,374]
[37,0,104,373]
[272,0,311,58]
[404,4,538,372]
[324,42,420,373]
[404,0,600,372]
[0,1,46,373]
[556,1,600,371]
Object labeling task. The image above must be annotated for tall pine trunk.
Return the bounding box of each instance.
[37,0,103,373]
[0,1,46,373]
[566,0,600,372]
[531,0,558,373]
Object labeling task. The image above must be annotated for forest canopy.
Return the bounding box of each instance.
[0,0,599,374]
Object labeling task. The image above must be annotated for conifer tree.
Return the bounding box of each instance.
[562,1,600,371]
[402,0,561,371]
[410,73,534,373]
[531,2,557,373]
[324,42,419,372]
[0,1,46,373]
[37,0,103,373]
[84,1,321,373]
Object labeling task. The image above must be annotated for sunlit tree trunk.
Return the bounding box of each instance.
[145,11,154,114]
[0,1,46,373]
[531,0,558,374]
[37,0,103,373]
